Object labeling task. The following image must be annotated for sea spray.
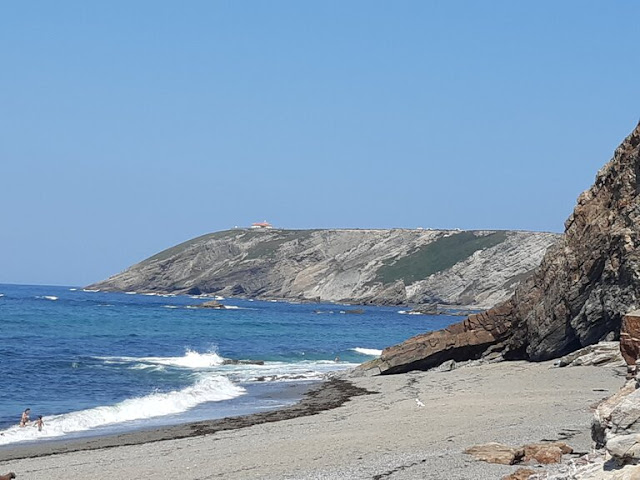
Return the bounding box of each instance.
[96,349,225,369]
[0,374,244,445]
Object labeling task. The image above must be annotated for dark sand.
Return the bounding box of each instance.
[0,378,371,462]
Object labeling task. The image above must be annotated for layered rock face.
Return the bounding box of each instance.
[88,228,556,308]
[361,122,640,374]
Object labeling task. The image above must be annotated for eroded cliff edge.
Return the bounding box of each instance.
[361,121,640,374]
[87,228,557,308]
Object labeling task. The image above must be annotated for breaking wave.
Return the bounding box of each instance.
[36,295,58,301]
[96,349,226,369]
[0,374,244,445]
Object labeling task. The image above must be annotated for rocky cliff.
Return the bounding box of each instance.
[360,122,640,374]
[87,228,557,308]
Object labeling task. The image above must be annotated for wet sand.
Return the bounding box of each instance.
[0,361,625,479]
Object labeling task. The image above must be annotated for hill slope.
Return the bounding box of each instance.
[88,228,558,308]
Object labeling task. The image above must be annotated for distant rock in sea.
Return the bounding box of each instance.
[193,300,227,309]
[87,228,557,309]
[360,121,640,375]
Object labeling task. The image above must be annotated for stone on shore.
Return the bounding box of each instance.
[359,302,513,374]
[555,342,624,368]
[502,468,537,480]
[621,311,640,375]
[465,441,571,472]
[522,442,571,464]
[594,384,640,463]
[464,442,525,465]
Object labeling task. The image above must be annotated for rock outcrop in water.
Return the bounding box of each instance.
[360,122,640,375]
[88,229,557,308]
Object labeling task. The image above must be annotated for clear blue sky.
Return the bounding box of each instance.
[1,1,638,286]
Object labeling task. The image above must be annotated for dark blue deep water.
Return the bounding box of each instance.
[0,284,457,446]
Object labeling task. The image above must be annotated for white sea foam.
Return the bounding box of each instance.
[69,288,77,291]
[96,349,226,369]
[82,289,100,292]
[163,305,180,309]
[36,295,58,301]
[0,293,4,297]
[125,291,137,295]
[220,360,358,383]
[351,347,383,356]
[0,374,244,445]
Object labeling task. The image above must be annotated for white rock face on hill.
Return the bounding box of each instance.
[88,228,558,308]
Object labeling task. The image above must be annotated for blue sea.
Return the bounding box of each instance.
[0,284,457,447]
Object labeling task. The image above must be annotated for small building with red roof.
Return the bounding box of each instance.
[250,221,274,229]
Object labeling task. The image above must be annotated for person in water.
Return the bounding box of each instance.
[19,408,30,427]
[34,415,44,432]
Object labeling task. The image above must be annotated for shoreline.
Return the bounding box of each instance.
[0,361,625,479]
[0,377,371,462]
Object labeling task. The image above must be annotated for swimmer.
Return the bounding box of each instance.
[34,415,44,432]
[19,408,30,427]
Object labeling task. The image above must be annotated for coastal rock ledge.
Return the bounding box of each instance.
[360,121,640,375]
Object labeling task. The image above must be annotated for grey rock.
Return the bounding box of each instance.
[555,342,624,368]
[433,359,457,372]
[606,434,640,461]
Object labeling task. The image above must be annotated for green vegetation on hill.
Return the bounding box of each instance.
[376,231,508,285]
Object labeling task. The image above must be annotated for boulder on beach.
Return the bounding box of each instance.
[555,342,624,368]
[502,468,537,480]
[465,441,571,468]
[464,442,524,465]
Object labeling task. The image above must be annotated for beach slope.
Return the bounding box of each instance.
[0,361,623,480]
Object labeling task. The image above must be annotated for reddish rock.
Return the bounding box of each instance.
[620,311,640,367]
[464,442,524,465]
[502,468,537,480]
[523,443,566,464]
[524,441,572,458]
[360,303,513,374]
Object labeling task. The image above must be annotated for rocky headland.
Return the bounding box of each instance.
[87,228,557,309]
[360,122,640,375]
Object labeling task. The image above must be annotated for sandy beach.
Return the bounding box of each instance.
[0,361,624,480]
